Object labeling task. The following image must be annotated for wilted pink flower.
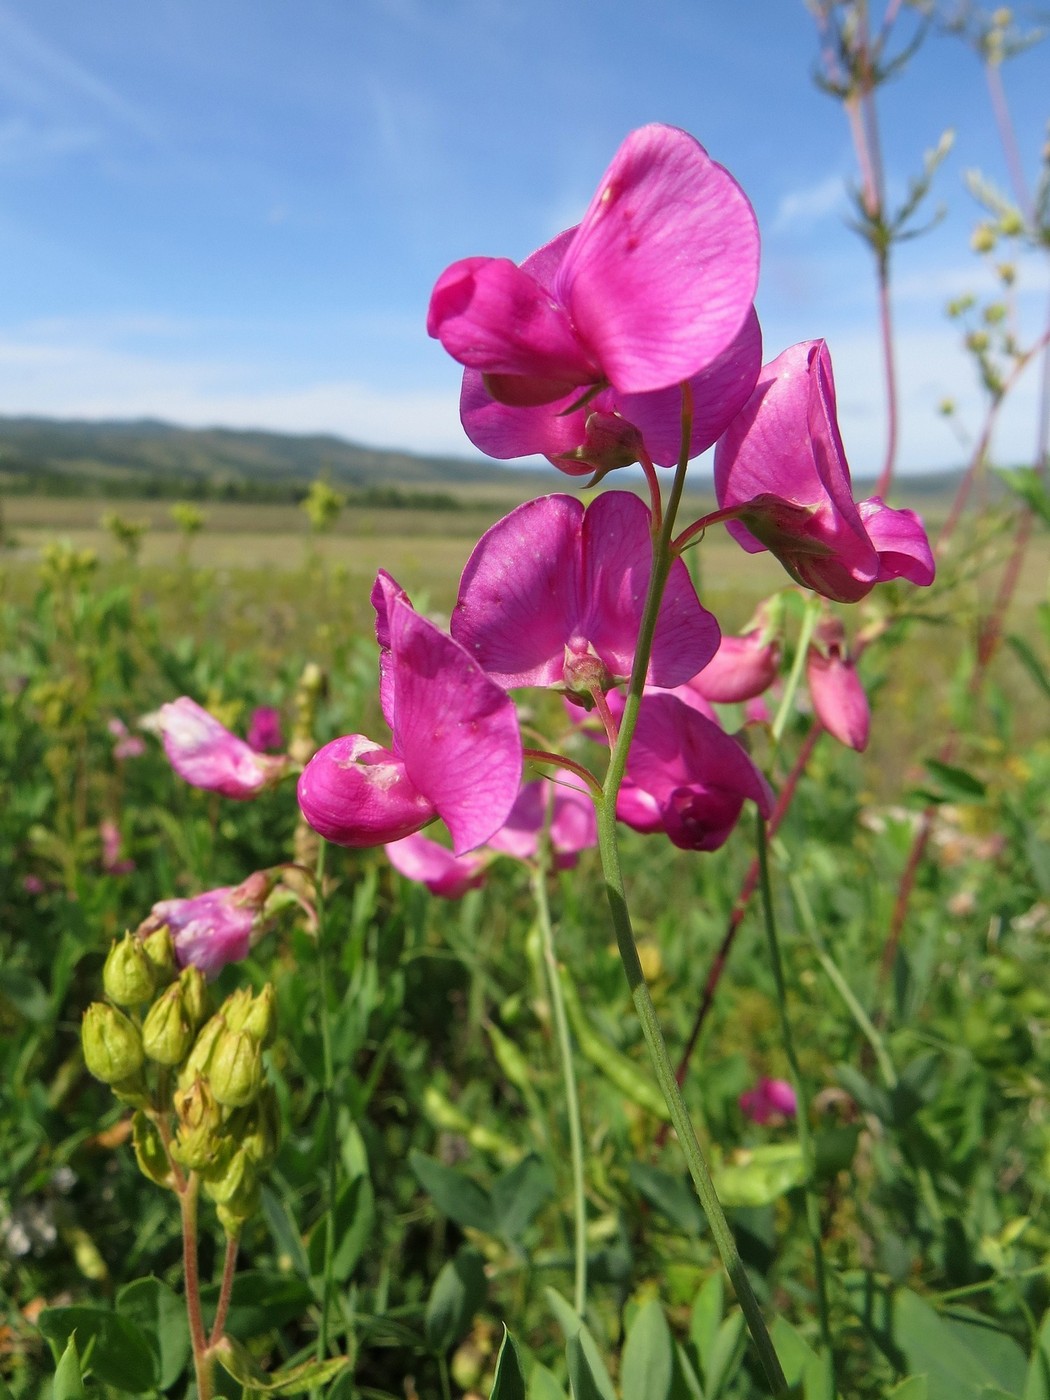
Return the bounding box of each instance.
[714,341,935,604]
[691,629,780,704]
[430,124,761,472]
[806,618,870,751]
[99,819,135,876]
[136,871,278,977]
[385,835,489,899]
[610,690,772,851]
[247,706,284,753]
[298,574,522,854]
[157,697,288,799]
[739,1077,797,1125]
[107,717,146,761]
[452,492,719,696]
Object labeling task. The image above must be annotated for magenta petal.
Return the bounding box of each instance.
[297,735,435,846]
[452,496,585,687]
[388,599,522,854]
[385,833,487,899]
[158,697,282,799]
[557,124,760,393]
[807,651,870,752]
[428,255,597,400]
[460,370,593,462]
[858,498,936,586]
[486,781,545,861]
[691,632,780,703]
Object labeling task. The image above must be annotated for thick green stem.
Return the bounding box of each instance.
[755,817,834,1372]
[531,865,588,1316]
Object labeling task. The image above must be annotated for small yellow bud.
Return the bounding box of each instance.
[82,1002,145,1084]
[209,1029,263,1108]
[103,933,156,1007]
[240,984,277,1048]
[141,925,177,984]
[177,1012,226,1091]
[971,223,997,253]
[141,982,194,1066]
[178,965,209,1032]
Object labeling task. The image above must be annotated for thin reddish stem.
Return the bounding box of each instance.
[208,1235,239,1346]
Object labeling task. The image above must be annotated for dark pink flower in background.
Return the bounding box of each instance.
[108,717,146,761]
[739,1077,797,1125]
[610,690,772,851]
[714,341,935,604]
[430,123,761,473]
[247,706,285,753]
[806,618,870,752]
[298,575,522,854]
[452,492,719,696]
[136,871,277,978]
[157,697,288,799]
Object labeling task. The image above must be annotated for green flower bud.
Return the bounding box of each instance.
[141,982,194,1066]
[142,925,177,984]
[111,1068,152,1108]
[82,1002,145,1084]
[209,1029,263,1108]
[178,965,209,1032]
[171,1078,227,1173]
[237,1085,282,1166]
[241,984,277,1049]
[217,987,253,1035]
[971,223,997,254]
[177,1012,226,1091]
[203,1146,258,1212]
[103,933,156,1007]
[133,1110,175,1188]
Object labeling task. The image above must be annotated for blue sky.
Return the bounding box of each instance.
[0,0,1047,477]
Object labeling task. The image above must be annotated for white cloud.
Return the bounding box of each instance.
[772,175,847,234]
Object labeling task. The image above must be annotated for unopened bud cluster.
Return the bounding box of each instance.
[82,929,279,1237]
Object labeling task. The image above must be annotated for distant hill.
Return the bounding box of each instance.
[0,415,556,503]
[0,413,972,506]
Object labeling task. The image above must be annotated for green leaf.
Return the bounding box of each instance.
[888,1379,928,1400]
[116,1276,191,1391]
[630,1162,706,1237]
[705,1313,747,1399]
[527,1362,568,1400]
[544,1288,615,1400]
[566,1333,614,1400]
[491,1154,554,1241]
[713,1144,807,1208]
[38,1307,157,1394]
[52,1336,87,1400]
[999,466,1050,527]
[770,1317,821,1389]
[489,1327,527,1400]
[0,967,50,1024]
[923,759,987,802]
[425,1247,487,1353]
[1023,1308,1050,1400]
[260,1186,312,1280]
[199,1270,314,1339]
[813,1125,861,1178]
[689,1273,723,1366]
[409,1149,495,1233]
[620,1299,674,1400]
[890,1290,1027,1400]
[212,1335,350,1394]
[308,1174,375,1282]
[1007,635,1050,704]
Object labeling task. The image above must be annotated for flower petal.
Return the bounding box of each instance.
[858,497,936,586]
[297,735,435,846]
[385,833,487,899]
[158,697,283,799]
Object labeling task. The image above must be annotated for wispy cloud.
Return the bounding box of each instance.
[772,175,847,234]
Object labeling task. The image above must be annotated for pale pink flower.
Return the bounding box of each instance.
[385,836,489,899]
[136,871,278,978]
[157,697,288,799]
[107,717,146,761]
[99,819,135,876]
[806,618,870,752]
[739,1077,797,1125]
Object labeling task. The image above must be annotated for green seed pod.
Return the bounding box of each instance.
[141,925,177,985]
[209,1029,263,1108]
[171,1079,227,1173]
[82,1002,145,1084]
[203,1145,257,1209]
[133,1110,175,1189]
[141,982,194,1066]
[102,933,156,1007]
[177,965,209,1032]
[177,1012,226,1091]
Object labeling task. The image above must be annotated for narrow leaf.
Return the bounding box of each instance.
[489,1326,527,1400]
[620,1299,674,1400]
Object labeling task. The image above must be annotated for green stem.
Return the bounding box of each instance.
[595,394,787,1396]
[531,865,588,1317]
[755,816,834,1372]
[771,598,820,746]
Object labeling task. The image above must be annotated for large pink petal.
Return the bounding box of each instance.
[460,370,592,462]
[452,496,585,687]
[858,498,936,586]
[556,125,759,394]
[297,735,435,846]
[388,599,522,853]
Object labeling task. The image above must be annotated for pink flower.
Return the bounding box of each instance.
[298,574,522,854]
[247,706,284,753]
[452,492,719,696]
[23,874,45,896]
[136,871,277,978]
[157,697,288,799]
[691,629,780,704]
[487,770,597,870]
[806,618,870,752]
[739,1077,797,1125]
[714,341,935,604]
[385,835,489,899]
[429,124,761,472]
[99,819,135,876]
[611,690,772,851]
[107,717,146,761]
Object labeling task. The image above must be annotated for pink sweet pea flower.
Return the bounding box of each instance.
[612,690,772,851]
[714,341,935,604]
[691,629,781,704]
[385,834,488,899]
[247,706,284,753]
[487,770,597,870]
[298,574,522,854]
[136,870,278,978]
[452,491,719,696]
[806,618,870,752]
[739,1077,797,1125]
[157,697,288,799]
[430,124,761,473]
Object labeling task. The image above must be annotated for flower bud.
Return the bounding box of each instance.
[240,984,277,1049]
[177,1012,226,1091]
[171,1078,227,1172]
[203,1145,259,1213]
[111,1068,152,1108]
[218,987,254,1035]
[142,925,177,985]
[141,982,194,1066]
[236,1085,282,1166]
[178,965,209,1032]
[806,619,870,752]
[102,933,156,1007]
[209,1029,263,1108]
[82,1002,145,1084]
[133,1110,175,1188]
